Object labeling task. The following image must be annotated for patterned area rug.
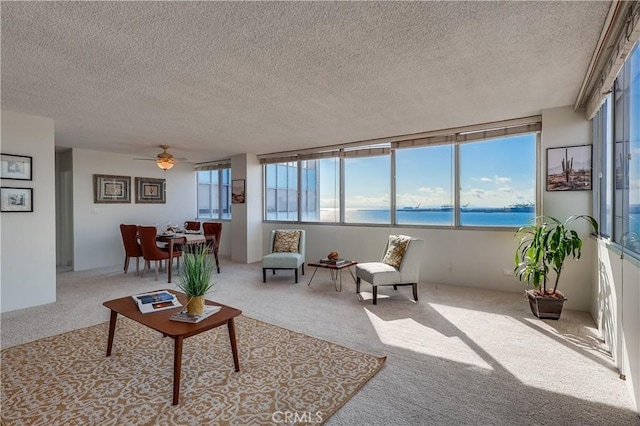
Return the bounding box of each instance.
[1,316,385,425]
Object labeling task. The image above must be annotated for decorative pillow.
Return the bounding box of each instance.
[382,235,412,268]
[273,230,301,253]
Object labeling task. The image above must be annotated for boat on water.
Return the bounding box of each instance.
[506,202,534,212]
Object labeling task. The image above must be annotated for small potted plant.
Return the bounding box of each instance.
[514,215,598,319]
[176,243,215,316]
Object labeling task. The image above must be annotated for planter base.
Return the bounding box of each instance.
[526,290,566,320]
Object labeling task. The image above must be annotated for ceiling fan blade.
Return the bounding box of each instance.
[133,158,156,161]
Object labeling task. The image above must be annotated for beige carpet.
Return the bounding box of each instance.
[1,315,385,426]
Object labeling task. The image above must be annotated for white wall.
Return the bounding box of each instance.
[1,111,56,312]
[263,223,522,297]
[71,148,197,270]
[541,106,596,310]
[230,153,262,264]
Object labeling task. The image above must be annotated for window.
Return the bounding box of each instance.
[396,145,454,226]
[262,121,538,228]
[593,95,613,237]
[344,155,390,224]
[265,162,298,221]
[300,158,340,222]
[459,135,536,227]
[197,169,231,219]
[594,43,639,256]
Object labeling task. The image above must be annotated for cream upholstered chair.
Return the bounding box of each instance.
[356,235,424,304]
[262,230,305,283]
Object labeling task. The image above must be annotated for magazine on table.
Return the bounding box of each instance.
[131,290,182,314]
[170,305,221,323]
[319,258,347,265]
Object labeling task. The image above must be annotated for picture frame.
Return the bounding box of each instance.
[546,145,592,191]
[135,177,166,204]
[232,179,245,204]
[93,174,131,203]
[1,153,32,181]
[1,187,33,212]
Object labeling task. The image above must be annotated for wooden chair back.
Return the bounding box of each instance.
[137,226,170,261]
[120,224,142,257]
[184,221,201,231]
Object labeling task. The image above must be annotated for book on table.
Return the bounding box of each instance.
[170,305,221,323]
[131,290,182,314]
[320,258,347,265]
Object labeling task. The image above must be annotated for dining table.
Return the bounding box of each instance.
[156,232,208,283]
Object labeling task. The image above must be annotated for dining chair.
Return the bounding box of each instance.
[138,225,183,280]
[119,224,143,275]
[184,221,201,232]
[202,222,222,273]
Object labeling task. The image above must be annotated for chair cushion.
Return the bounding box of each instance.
[356,262,401,285]
[382,235,411,268]
[262,252,303,269]
[273,230,301,253]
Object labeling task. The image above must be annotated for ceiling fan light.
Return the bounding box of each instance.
[156,158,175,170]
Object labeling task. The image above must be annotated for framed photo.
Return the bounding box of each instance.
[232,179,245,204]
[1,154,32,180]
[135,177,166,203]
[93,174,131,203]
[546,145,592,191]
[1,187,33,212]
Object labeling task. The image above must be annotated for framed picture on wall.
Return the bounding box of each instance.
[232,179,245,204]
[93,174,131,203]
[135,177,166,203]
[1,153,32,181]
[1,187,33,212]
[546,145,592,191]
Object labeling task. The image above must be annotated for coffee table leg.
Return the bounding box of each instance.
[228,318,240,372]
[106,310,117,357]
[173,336,183,405]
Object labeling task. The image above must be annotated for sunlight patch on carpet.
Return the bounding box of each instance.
[364,308,492,370]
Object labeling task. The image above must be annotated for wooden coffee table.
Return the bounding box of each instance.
[307,260,357,292]
[103,290,241,405]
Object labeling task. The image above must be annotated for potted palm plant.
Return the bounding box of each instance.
[176,243,215,315]
[514,215,598,319]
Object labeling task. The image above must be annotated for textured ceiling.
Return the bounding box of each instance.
[1,1,609,163]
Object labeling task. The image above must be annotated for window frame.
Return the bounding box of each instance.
[263,131,539,230]
[196,168,231,221]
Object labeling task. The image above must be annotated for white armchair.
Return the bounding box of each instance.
[356,236,424,304]
[262,230,306,283]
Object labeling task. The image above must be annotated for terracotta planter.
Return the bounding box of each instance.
[526,289,566,320]
[187,295,206,316]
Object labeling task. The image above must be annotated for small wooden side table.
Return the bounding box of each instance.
[307,260,358,292]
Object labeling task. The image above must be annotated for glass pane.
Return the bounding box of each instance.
[197,171,211,184]
[221,169,231,219]
[301,159,339,222]
[396,145,453,225]
[266,188,276,220]
[460,134,536,227]
[626,45,639,252]
[197,183,211,217]
[344,155,390,224]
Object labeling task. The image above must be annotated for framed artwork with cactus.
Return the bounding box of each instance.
[546,145,592,191]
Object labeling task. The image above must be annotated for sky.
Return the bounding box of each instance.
[319,134,536,209]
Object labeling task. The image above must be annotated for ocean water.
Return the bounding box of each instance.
[319,209,535,227]
[272,209,640,234]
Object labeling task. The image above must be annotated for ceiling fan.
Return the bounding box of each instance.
[134,145,187,170]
